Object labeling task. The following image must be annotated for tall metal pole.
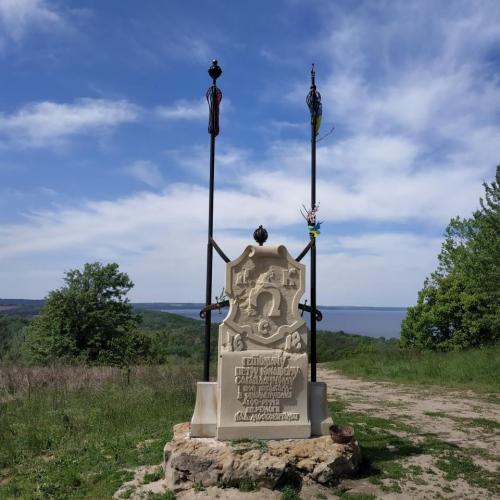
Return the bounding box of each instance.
[307,64,321,383]
[204,60,222,382]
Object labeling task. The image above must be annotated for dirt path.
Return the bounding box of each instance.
[318,366,500,499]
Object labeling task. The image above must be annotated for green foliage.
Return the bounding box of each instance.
[316,329,397,362]
[280,485,301,500]
[143,468,164,484]
[229,437,268,454]
[0,315,29,360]
[192,481,205,492]
[24,262,143,365]
[238,479,257,492]
[147,491,176,500]
[138,310,208,362]
[402,166,500,350]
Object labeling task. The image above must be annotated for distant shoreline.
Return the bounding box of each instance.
[0,299,408,314]
[135,303,408,312]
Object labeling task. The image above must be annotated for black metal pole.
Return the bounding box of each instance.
[307,64,320,383]
[203,60,222,382]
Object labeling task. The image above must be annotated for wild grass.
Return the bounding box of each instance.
[0,364,197,499]
[326,344,500,393]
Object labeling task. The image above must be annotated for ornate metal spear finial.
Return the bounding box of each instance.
[307,63,322,136]
[253,225,268,246]
[208,59,222,83]
[206,60,223,137]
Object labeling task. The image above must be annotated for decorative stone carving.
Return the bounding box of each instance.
[190,243,333,440]
[219,245,307,353]
[216,245,310,440]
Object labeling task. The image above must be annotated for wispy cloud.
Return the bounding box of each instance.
[155,99,206,121]
[124,160,165,188]
[0,183,441,305]
[163,36,212,64]
[0,98,139,147]
[0,0,65,43]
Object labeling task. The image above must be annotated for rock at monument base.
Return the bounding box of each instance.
[164,423,362,493]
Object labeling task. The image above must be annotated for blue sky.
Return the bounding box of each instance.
[0,0,499,306]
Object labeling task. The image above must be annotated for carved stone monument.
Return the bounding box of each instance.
[190,244,332,439]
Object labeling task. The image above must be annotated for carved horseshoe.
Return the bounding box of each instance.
[248,285,281,317]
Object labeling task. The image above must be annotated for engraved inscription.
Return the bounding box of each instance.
[234,355,300,422]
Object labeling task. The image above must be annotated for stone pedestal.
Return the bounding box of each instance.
[165,423,361,492]
[190,382,217,438]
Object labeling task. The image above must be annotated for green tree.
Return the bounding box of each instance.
[401,166,500,350]
[0,315,29,361]
[25,262,147,365]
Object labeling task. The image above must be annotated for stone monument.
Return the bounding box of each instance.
[163,63,360,495]
[190,243,332,439]
[163,242,360,494]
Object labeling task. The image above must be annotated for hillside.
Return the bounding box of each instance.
[0,308,397,364]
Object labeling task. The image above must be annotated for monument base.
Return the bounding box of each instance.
[190,382,217,438]
[189,380,333,438]
[164,423,361,493]
[310,381,334,436]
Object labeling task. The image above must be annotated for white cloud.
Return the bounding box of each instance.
[156,99,207,121]
[0,0,64,42]
[124,160,165,188]
[0,98,139,147]
[0,181,441,305]
[317,233,441,306]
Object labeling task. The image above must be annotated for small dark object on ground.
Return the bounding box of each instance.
[329,424,354,444]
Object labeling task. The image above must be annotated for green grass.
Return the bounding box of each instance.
[0,364,196,499]
[142,467,164,484]
[280,485,301,500]
[340,495,376,500]
[230,437,268,454]
[326,344,500,393]
[330,400,500,496]
[238,479,257,492]
[147,491,176,500]
[424,412,500,431]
